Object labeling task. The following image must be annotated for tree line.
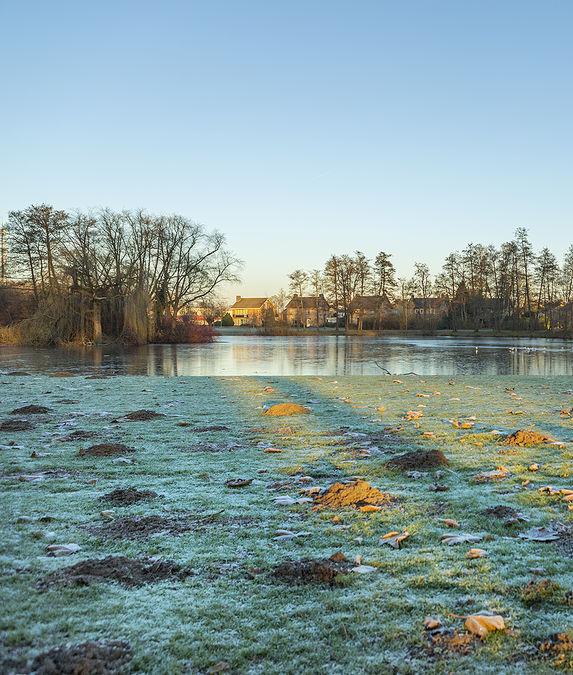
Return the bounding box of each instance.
[276,228,573,333]
[0,204,240,344]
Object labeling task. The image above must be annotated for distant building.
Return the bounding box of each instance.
[229,296,275,326]
[412,297,448,317]
[349,295,393,329]
[284,294,330,327]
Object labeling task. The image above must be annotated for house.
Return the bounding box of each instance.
[284,294,330,327]
[229,296,275,326]
[349,295,393,330]
[412,297,448,317]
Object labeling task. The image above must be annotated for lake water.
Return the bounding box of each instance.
[1,335,572,376]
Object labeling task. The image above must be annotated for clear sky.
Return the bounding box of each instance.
[1,1,572,299]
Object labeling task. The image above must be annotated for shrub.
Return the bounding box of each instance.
[221,313,234,327]
[153,317,215,344]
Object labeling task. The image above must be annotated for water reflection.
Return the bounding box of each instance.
[0,336,572,376]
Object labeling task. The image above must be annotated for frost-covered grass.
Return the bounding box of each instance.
[1,374,572,673]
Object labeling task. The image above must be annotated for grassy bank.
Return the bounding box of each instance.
[1,374,572,672]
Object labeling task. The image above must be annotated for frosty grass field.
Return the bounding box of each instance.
[1,373,572,673]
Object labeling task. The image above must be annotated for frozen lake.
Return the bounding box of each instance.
[1,335,572,376]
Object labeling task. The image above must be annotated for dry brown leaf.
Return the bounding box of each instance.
[424,617,442,630]
[359,504,382,513]
[380,530,410,548]
[466,548,487,559]
[443,518,460,528]
[406,410,423,421]
[464,614,505,638]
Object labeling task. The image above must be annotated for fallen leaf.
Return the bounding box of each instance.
[466,548,487,559]
[380,530,410,548]
[406,410,423,421]
[351,565,377,574]
[441,533,483,546]
[264,448,283,454]
[359,504,382,512]
[443,518,460,528]
[519,527,561,542]
[225,478,253,488]
[474,466,510,482]
[464,613,505,638]
[45,543,81,557]
[424,617,442,630]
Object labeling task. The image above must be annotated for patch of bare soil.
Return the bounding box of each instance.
[59,430,98,443]
[482,505,526,525]
[385,449,449,470]
[313,479,394,509]
[273,556,354,585]
[425,628,476,657]
[121,409,165,421]
[87,514,193,539]
[29,640,132,675]
[264,403,310,417]
[9,405,51,415]
[554,526,573,559]
[38,555,192,589]
[100,487,158,506]
[6,371,31,376]
[49,371,76,378]
[503,429,553,447]
[78,443,135,457]
[0,419,34,431]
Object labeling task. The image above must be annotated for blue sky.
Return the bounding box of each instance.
[1,1,572,298]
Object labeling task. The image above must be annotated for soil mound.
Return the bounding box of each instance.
[482,505,520,520]
[122,410,165,421]
[503,430,553,447]
[264,403,310,417]
[100,487,158,506]
[9,405,51,415]
[1,419,34,432]
[30,640,132,675]
[273,557,353,585]
[385,449,449,470]
[89,515,191,538]
[78,443,135,457]
[537,632,573,665]
[425,628,475,657]
[39,555,191,588]
[313,479,394,509]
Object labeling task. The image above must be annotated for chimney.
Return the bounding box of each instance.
[236,295,241,302]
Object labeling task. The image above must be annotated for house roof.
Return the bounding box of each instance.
[412,297,447,309]
[349,295,392,311]
[230,297,268,309]
[285,294,330,310]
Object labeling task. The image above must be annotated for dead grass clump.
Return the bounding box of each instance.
[264,403,310,417]
[78,443,136,457]
[313,479,394,509]
[503,429,553,447]
[30,640,132,675]
[9,405,51,415]
[425,628,475,657]
[521,579,563,606]
[39,555,192,589]
[49,371,76,378]
[88,515,192,539]
[0,419,34,432]
[122,409,165,421]
[100,487,158,506]
[273,557,353,585]
[385,449,449,471]
[536,632,573,669]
